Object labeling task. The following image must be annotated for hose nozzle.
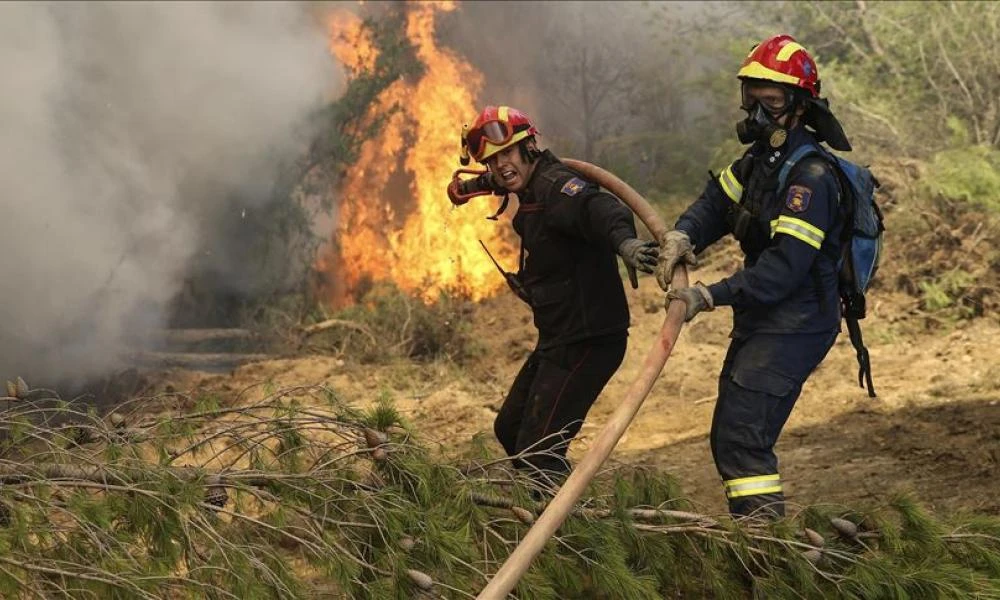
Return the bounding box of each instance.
[447,168,502,206]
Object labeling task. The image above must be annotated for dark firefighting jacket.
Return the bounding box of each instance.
[675,127,846,338]
[512,150,637,349]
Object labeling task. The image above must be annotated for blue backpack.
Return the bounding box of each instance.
[778,144,885,397]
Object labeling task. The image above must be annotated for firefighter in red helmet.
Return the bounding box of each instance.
[461,105,657,493]
[656,35,855,518]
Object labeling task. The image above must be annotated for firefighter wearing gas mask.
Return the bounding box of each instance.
[455,105,657,490]
[655,35,854,518]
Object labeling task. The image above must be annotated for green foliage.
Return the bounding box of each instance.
[757,1,1000,157]
[923,145,1000,212]
[2,391,1000,598]
[363,391,407,430]
[919,269,977,317]
[642,1,1000,325]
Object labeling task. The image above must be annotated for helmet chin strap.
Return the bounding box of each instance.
[486,192,510,221]
[518,137,541,163]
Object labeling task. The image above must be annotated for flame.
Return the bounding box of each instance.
[327,10,376,74]
[319,1,517,306]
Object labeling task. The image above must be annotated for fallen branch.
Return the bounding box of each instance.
[300,318,377,345]
[0,462,374,488]
[469,492,718,526]
[151,328,258,345]
[127,351,271,370]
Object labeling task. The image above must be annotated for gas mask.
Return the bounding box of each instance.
[736,83,799,148]
[736,102,791,148]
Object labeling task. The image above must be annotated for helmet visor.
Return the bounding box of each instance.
[468,120,513,160]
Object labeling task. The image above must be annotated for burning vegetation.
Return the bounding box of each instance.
[317,1,516,308]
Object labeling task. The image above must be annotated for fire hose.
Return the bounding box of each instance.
[454,160,689,599]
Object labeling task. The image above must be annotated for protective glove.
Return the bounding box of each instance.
[655,230,698,291]
[666,283,714,322]
[617,238,660,274]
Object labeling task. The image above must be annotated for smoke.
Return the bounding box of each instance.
[438,1,741,159]
[0,2,341,385]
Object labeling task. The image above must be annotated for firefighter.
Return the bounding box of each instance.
[462,105,658,490]
[656,35,854,518]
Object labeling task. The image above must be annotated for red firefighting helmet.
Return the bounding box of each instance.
[465,105,539,163]
[737,34,820,98]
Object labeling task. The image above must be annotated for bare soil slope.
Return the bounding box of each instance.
[150,262,1000,518]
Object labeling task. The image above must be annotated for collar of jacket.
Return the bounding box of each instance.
[746,125,819,176]
[519,149,560,204]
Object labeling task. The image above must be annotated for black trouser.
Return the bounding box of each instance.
[711,331,838,518]
[494,334,627,486]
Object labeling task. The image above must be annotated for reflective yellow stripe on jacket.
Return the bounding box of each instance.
[773,215,825,250]
[723,474,782,499]
[717,164,743,202]
[718,161,825,250]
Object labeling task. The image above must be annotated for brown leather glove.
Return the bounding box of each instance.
[655,230,697,291]
[666,283,714,322]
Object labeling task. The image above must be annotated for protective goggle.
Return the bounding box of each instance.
[740,82,795,115]
[467,119,515,161]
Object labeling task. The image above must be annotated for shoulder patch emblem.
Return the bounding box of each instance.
[560,177,587,197]
[785,184,812,213]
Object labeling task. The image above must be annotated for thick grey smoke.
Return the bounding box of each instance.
[0,2,341,385]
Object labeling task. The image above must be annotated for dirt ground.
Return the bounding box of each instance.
[152,262,1000,519]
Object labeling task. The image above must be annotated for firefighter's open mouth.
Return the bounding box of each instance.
[500,169,517,184]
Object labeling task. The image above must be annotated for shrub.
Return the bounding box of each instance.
[923,145,1000,213]
[307,282,482,364]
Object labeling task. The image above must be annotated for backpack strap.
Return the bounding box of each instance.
[846,315,877,397]
[777,143,843,256]
[776,143,823,192]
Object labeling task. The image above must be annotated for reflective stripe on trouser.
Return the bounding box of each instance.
[724,474,782,499]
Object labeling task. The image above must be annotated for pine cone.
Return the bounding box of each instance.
[511,506,535,525]
[70,426,95,447]
[398,536,416,552]
[204,485,229,509]
[406,569,433,591]
[14,377,29,399]
[363,428,388,448]
[830,517,859,540]
[803,527,825,548]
